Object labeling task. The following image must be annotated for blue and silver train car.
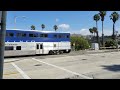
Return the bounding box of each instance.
[4,30,71,57]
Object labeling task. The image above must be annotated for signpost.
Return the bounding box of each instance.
[0,11,7,79]
[0,11,2,21]
[0,11,2,28]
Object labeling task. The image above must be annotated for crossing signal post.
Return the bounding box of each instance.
[0,11,2,26]
[0,11,7,79]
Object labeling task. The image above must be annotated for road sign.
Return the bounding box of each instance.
[0,11,2,23]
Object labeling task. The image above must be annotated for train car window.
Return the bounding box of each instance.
[62,34,65,38]
[40,34,48,38]
[17,33,22,37]
[29,34,34,37]
[16,46,21,50]
[59,35,62,38]
[54,44,56,47]
[36,44,39,49]
[9,33,14,37]
[22,33,26,37]
[67,35,70,38]
[5,46,14,50]
[40,44,43,49]
[6,33,14,37]
[44,34,48,37]
[54,34,57,38]
[40,34,43,37]
[34,34,38,37]
[17,33,26,37]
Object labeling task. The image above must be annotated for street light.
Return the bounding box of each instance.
[14,16,27,29]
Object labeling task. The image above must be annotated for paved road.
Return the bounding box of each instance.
[3,50,120,79]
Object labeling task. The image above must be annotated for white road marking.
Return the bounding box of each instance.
[4,59,20,63]
[11,63,31,79]
[32,58,92,79]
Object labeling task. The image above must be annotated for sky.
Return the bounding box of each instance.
[6,11,120,36]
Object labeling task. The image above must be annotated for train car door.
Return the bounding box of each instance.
[36,43,43,54]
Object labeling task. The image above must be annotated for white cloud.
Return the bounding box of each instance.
[79,28,91,35]
[98,28,120,36]
[58,24,70,30]
[55,18,59,22]
[79,28,113,36]
[99,29,112,36]
[71,28,113,36]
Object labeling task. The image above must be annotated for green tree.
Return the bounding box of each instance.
[41,24,45,30]
[93,27,99,43]
[89,27,98,43]
[110,11,119,40]
[89,28,94,41]
[89,28,93,35]
[118,41,120,45]
[53,25,58,31]
[31,25,35,30]
[70,36,90,50]
[105,39,117,47]
[99,11,107,46]
[93,14,100,44]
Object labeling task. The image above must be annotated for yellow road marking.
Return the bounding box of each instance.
[4,72,19,76]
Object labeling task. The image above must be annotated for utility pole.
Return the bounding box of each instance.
[115,31,118,49]
[0,11,7,79]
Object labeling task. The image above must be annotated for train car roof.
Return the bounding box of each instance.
[6,29,70,34]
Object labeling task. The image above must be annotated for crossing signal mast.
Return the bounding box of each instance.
[0,11,7,79]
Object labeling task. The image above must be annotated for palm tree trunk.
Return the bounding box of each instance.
[96,32,99,42]
[113,22,115,40]
[92,33,94,42]
[93,32,95,42]
[96,21,98,42]
[96,21,99,45]
[102,21,104,47]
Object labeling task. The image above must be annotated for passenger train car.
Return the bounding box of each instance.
[4,30,71,57]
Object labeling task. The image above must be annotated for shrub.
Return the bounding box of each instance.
[118,41,120,45]
[70,36,90,50]
[105,39,117,47]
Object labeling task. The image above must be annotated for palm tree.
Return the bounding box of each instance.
[53,25,58,31]
[93,27,97,33]
[110,11,119,40]
[93,27,98,42]
[41,24,45,30]
[89,28,93,34]
[99,11,107,46]
[31,25,35,30]
[89,28,94,41]
[93,14,100,44]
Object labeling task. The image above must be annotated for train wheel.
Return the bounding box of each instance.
[59,51,63,54]
[66,50,71,53]
[49,50,54,55]
[56,50,60,55]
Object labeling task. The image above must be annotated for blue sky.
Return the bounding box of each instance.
[6,11,120,36]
